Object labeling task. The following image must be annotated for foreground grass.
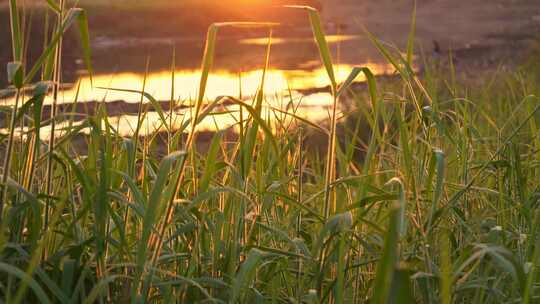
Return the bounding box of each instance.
[2,1,540,303]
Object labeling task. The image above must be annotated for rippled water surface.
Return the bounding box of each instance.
[1,34,395,137]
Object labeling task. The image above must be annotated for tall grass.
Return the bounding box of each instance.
[1,1,540,303]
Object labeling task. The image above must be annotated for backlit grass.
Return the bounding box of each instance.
[1,1,540,303]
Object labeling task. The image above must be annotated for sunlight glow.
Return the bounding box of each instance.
[1,62,394,137]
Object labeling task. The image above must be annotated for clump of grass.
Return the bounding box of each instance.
[1,1,540,303]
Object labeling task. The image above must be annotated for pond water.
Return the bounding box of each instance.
[1,33,395,138]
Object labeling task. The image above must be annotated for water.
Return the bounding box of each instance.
[1,33,394,138]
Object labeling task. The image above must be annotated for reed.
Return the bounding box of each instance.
[1,1,539,303]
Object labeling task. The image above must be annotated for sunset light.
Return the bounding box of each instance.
[1,0,539,303]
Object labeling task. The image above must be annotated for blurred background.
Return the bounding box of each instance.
[1,0,540,92]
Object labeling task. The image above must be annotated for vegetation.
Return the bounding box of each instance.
[1,0,540,303]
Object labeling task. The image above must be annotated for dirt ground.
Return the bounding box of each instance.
[318,0,540,70]
[1,0,540,83]
[3,0,540,46]
[324,0,540,47]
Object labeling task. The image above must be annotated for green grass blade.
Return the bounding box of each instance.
[426,149,445,230]
[75,9,93,84]
[286,6,336,92]
[0,263,52,304]
[231,249,266,302]
[45,0,61,14]
[439,230,453,304]
[7,61,23,88]
[336,67,377,106]
[8,0,22,61]
[25,8,86,84]
[199,131,223,193]
[371,179,403,303]
[406,1,417,66]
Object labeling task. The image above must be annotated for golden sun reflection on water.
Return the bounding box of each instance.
[2,63,392,106]
[239,35,361,46]
[1,62,394,138]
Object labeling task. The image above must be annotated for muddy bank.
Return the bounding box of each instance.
[2,0,540,87]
